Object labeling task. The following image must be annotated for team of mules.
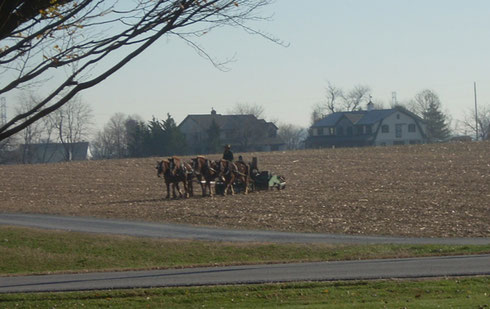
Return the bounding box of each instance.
[156,155,250,198]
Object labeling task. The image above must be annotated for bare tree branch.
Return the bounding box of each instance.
[0,0,279,142]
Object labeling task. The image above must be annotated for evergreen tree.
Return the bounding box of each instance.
[162,114,187,155]
[412,90,450,142]
[423,101,451,142]
[118,114,188,158]
[126,118,149,158]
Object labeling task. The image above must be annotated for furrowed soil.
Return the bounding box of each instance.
[1,142,489,238]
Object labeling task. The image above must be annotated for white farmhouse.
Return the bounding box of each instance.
[306,103,427,148]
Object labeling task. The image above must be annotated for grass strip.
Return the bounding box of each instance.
[1,226,489,276]
[0,277,489,308]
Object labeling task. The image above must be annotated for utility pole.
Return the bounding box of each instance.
[0,97,6,127]
[474,82,478,141]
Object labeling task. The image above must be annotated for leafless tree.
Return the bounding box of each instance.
[50,96,93,160]
[227,102,265,119]
[277,123,306,150]
[461,104,490,140]
[312,82,371,124]
[14,94,44,163]
[0,0,280,142]
[0,136,16,164]
[409,89,441,117]
[343,85,371,111]
[226,102,272,151]
[91,112,130,159]
[231,115,266,151]
[324,82,344,113]
[310,102,324,126]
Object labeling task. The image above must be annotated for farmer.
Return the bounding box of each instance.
[222,144,234,161]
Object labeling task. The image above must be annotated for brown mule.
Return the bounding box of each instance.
[191,156,219,197]
[155,159,184,199]
[168,156,194,198]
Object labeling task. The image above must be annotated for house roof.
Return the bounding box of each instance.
[311,112,347,127]
[180,113,260,131]
[356,109,396,125]
[182,114,226,130]
[180,113,279,132]
[178,112,285,146]
[312,107,423,128]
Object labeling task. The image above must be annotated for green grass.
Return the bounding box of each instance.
[0,226,489,275]
[0,277,488,308]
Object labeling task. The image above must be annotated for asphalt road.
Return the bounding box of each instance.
[1,213,489,293]
[1,213,489,245]
[1,255,489,293]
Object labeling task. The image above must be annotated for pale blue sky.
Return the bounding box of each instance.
[80,0,490,131]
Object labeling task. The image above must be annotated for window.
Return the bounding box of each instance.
[381,125,389,133]
[408,124,416,132]
[329,127,335,135]
[366,125,372,134]
[395,124,402,138]
[397,114,400,119]
[317,128,324,136]
[347,127,353,136]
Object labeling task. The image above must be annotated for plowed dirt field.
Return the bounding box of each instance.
[1,142,489,237]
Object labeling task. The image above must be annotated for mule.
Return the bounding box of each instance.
[218,159,249,195]
[155,159,184,199]
[234,159,250,194]
[168,156,194,198]
[192,156,219,197]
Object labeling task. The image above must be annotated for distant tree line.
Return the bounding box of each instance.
[91,103,307,160]
[91,113,186,160]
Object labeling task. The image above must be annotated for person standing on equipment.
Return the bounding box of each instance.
[223,144,234,161]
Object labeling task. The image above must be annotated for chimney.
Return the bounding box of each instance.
[367,99,374,111]
[211,108,217,115]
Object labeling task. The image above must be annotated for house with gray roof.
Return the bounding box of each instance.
[306,103,427,148]
[178,109,285,154]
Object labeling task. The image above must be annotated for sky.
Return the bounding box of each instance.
[10,0,490,133]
